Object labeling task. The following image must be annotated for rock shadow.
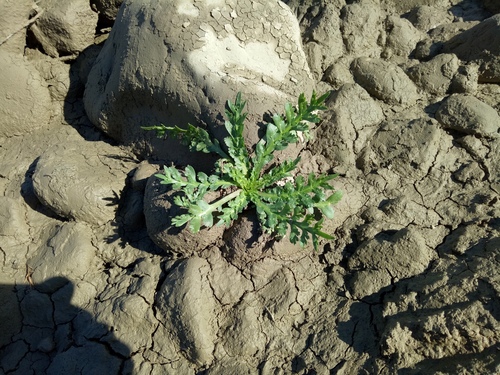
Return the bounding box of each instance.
[50,46,168,256]
[62,43,116,144]
[0,277,130,374]
[397,343,500,375]
[104,179,169,257]
[449,0,493,21]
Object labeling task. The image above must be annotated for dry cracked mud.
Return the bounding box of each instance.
[0,0,499,374]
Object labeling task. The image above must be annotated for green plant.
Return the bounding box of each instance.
[143,92,342,250]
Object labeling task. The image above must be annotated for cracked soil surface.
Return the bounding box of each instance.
[0,0,499,374]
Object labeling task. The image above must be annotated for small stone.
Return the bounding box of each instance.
[30,0,97,57]
[37,337,55,353]
[143,176,224,256]
[436,94,500,137]
[450,63,479,94]
[352,57,420,106]
[383,15,423,60]
[407,53,460,96]
[131,160,158,191]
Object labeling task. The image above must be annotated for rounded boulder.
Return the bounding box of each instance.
[84,0,315,167]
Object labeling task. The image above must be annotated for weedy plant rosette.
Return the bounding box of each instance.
[143,91,342,251]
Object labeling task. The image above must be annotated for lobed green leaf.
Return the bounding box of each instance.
[143,91,340,250]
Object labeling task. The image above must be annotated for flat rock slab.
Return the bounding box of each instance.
[0,51,53,138]
[310,83,384,172]
[358,117,445,180]
[84,0,315,166]
[155,256,218,366]
[27,222,96,292]
[32,138,137,226]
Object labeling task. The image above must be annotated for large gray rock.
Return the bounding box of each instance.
[32,138,137,226]
[351,57,420,106]
[436,94,500,137]
[84,0,315,166]
[0,51,53,138]
[29,0,98,57]
[443,14,500,83]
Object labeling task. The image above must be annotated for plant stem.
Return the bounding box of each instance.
[210,188,243,210]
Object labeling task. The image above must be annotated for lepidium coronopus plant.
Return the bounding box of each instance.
[143,91,342,250]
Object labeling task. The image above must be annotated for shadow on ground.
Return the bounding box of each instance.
[0,277,130,374]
